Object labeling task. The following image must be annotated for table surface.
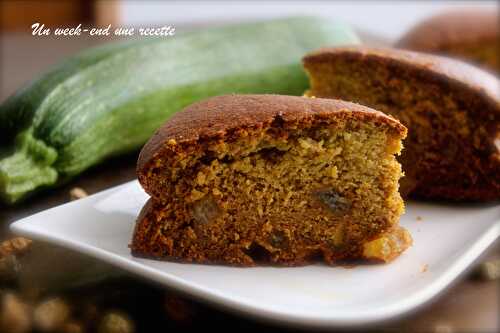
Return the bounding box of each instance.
[0,30,498,333]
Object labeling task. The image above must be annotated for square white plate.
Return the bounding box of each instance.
[11,181,500,329]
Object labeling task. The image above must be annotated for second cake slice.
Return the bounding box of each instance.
[132,95,410,266]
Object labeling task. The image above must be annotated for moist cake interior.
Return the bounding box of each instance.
[132,117,409,265]
[304,55,499,200]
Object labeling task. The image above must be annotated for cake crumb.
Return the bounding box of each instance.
[421,264,429,273]
[70,187,88,201]
[0,293,32,333]
[416,216,423,221]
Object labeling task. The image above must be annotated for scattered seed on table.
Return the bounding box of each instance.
[0,292,32,333]
[33,297,71,332]
[61,320,84,333]
[98,311,134,333]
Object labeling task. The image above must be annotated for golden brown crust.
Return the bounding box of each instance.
[131,200,412,266]
[396,10,499,72]
[303,46,499,103]
[396,9,499,52]
[137,94,406,198]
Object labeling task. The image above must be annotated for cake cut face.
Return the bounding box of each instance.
[397,10,499,73]
[303,47,500,201]
[132,95,410,266]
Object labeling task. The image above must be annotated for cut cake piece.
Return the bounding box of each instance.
[397,9,499,73]
[303,46,500,201]
[132,94,410,266]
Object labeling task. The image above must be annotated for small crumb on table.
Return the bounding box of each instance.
[421,264,429,273]
[33,297,70,332]
[70,187,88,201]
[98,311,134,333]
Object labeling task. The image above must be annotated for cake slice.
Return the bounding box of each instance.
[131,95,410,266]
[303,46,500,201]
[397,9,499,73]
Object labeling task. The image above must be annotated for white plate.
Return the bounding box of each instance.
[11,181,500,329]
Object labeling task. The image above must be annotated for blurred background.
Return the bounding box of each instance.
[1,0,497,38]
[1,0,498,100]
[0,1,499,333]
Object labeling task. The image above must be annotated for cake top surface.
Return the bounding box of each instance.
[303,46,500,103]
[396,9,499,50]
[137,94,406,171]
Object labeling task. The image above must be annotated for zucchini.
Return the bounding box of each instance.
[0,16,359,204]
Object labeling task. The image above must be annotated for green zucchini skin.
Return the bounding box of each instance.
[0,38,153,143]
[0,17,359,204]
